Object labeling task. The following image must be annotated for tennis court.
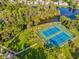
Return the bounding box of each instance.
[38,23,74,47]
[49,32,70,47]
[42,27,60,38]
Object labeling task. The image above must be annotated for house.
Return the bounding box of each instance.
[5,51,16,59]
[73,0,79,2]
[9,0,51,5]
[53,2,68,6]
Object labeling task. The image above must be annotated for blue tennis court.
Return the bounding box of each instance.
[49,32,70,47]
[42,27,60,37]
[38,23,74,48]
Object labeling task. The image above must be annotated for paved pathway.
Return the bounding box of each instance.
[16,43,37,55]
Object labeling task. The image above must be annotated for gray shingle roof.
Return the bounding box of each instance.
[73,0,79,2]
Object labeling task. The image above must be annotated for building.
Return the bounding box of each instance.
[73,0,79,2]
[0,48,3,56]
[5,51,16,59]
[9,0,51,5]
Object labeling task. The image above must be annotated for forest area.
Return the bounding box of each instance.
[0,0,79,59]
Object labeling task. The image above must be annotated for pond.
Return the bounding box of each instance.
[57,7,79,19]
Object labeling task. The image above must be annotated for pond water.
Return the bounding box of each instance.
[57,7,79,19]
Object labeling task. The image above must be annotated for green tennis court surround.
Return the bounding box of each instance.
[37,23,75,48]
